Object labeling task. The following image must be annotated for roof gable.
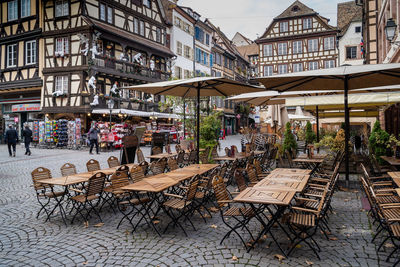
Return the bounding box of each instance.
[275,0,316,20]
[337,1,362,37]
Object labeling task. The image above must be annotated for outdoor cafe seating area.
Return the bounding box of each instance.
[28,137,400,264]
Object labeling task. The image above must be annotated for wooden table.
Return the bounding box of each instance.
[39,175,88,186]
[79,164,137,177]
[297,154,327,160]
[396,188,400,196]
[381,156,400,170]
[292,158,324,174]
[270,168,311,175]
[213,151,264,162]
[147,153,178,160]
[388,172,400,187]
[255,176,309,192]
[234,187,295,254]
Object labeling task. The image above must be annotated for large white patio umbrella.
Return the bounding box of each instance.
[123,77,263,163]
[256,63,400,182]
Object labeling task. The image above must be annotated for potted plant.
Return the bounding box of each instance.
[283,122,297,158]
[305,121,316,156]
[369,121,390,162]
[387,134,400,158]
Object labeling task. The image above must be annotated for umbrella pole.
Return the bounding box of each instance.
[183,99,186,138]
[344,76,350,185]
[196,84,200,164]
[316,105,319,153]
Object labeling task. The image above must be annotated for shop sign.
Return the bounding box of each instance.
[14,117,19,123]
[11,103,41,112]
[236,114,241,119]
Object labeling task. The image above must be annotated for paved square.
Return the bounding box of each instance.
[0,137,396,266]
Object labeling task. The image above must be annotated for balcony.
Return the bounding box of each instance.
[91,56,170,83]
[90,96,161,113]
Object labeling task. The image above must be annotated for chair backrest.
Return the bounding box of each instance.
[32,167,52,190]
[168,158,179,171]
[116,164,129,173]
[226,159,239,177]
[225,147,230,156]
[247,151,255,164]
[130,165,145,182]
[246,164,258,184]
[175,144,182,153]
[136,148,145,164]
[110,170,130,190]
[158,157,167,171]
[234,170,247,192]
[150,161,164,175]
[253,159,263,177]
[60,163,77,177]
[87,172,106,197]
[212,175,231,208]
[86,159,100,172]
[176,151,185,165]
[138,161,148,176]
[107,156,120,168]
[211,146,218,158]
[152,146,162,155]
[189,149,197,163]
[185,175,199,201]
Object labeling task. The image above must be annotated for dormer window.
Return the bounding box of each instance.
[143,0,151,8]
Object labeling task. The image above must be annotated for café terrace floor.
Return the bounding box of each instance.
[0,135,395,266]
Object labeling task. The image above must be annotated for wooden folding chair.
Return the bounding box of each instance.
[60,163,77,176]
[130,165,146,183]
[168,158,179,171]
[136,148,146,164]
[176,151,185,167]
[107,156,120,168]
[86,159,100,172]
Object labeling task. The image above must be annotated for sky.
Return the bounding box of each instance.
[178,0,345,41]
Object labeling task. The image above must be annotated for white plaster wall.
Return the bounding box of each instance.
[339,21,364,66]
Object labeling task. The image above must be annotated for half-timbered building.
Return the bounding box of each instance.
[41,0,174,124]
[256,1,338,76]
[0,0,42,136]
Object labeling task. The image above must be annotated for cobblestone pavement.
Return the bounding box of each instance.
[0,135,396,266]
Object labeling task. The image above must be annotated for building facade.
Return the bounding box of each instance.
[0,0,43,136]
[256,1,338,76]
[360,0,378,64]
[337,1,364,66]
[39,0,173,127]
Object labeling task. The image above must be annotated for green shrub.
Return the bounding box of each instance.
[283,122,297,156]
[305,121,316,144]
[369,121,389,163]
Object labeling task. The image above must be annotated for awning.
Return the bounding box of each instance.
[91,108,180,119]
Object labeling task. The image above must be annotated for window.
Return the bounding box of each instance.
[176,41,182,56]
[224,56,227,68]
[308,39,318,52]
[324,37,335,50]
[107,6,113,24]
[196,48,201,63]
[206,34,210,45]
[303,18,312,30]
[175,66,182,79]
[195,27,204,43]
[215,53,221,65]
[263,44,273,56]
[228,59,232,70]
[278,42,287,55]
[346,46,357,59]
[26,40,36,65]
[183,45,190,58]
[292,40,302,54]
[263,66,273,76]
[293,63,303,72]
[355,26,361,33]
[8,0,18,21]
[100,4,106,21]
[21,0,31,18]
[55,76,68,94]
[134,18,139,34]
[7,44,17,68]
[55,37,69,55]
[203,52,208,66]
[308,61,319,70]
[324,60,335,69]
[55,0,69,17]
[210,53,213,67]
[156,28,161,43]
[143,0,151,8]
[278,64,287,74]
[184,69,190,78]
[139,20,144,36]
[280,21,288,32]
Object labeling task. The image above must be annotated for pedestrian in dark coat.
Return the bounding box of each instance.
[88,125,100,154]
[22,125,33,156]
[4,124,18,157]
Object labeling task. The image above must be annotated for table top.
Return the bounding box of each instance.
[270,168,311,175]
[121,176,177,193]
[234,187,296,206]
[388,172,400,179]
[39,175,88,186]
[297,154,327,160]
[254,177,309,192]
[381,156,400,166]
[396,188,400,196]
[174,164,219,175]
[292,158,324,163]
[213,151,264,161]
[147,153,178,159]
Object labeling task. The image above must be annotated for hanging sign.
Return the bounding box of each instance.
[12,103,41,112]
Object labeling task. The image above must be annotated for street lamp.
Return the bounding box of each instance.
[385,18,399,43]
[107,99,114,131]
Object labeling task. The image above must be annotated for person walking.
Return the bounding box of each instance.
[22,125,33,156]
[88,124,100,155]
[4,124,18,157]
